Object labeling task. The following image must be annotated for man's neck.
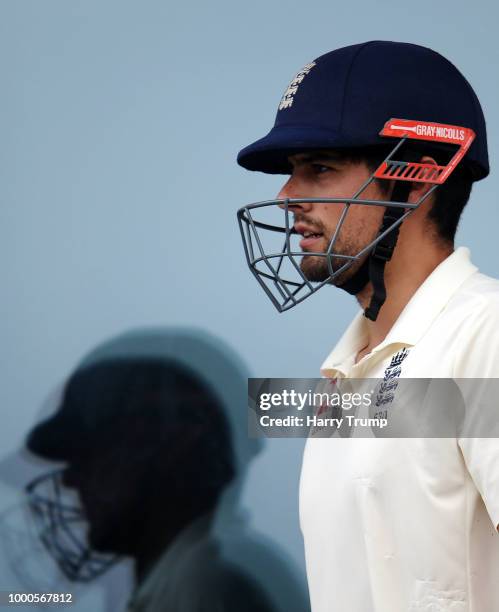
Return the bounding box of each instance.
[354,240,453,363]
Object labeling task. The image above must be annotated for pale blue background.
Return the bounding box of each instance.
[1,0,498,597]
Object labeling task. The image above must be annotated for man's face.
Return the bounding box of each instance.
[61,453,135,554]
[277,151,388,284]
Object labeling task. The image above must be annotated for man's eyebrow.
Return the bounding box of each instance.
[290,151,344,164]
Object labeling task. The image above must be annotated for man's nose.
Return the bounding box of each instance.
[276,176,313,212]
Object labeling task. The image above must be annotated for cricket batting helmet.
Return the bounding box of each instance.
[236,41,488,319]
[25,328,255,582]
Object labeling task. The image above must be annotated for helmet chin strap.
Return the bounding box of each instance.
[337,257,370,296]
[338,181,412,321]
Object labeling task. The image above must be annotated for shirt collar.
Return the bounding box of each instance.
[321,247,478,377]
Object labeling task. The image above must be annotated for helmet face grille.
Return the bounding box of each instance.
[237,200,415,313]
[237,131,445,312]
[25,470,118,582]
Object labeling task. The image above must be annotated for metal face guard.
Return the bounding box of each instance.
[25,471,118,582]
[237,119,475,312]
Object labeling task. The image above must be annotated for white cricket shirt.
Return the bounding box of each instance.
[299,247,499,612]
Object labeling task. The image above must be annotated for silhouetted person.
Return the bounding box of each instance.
[23,329,308,612]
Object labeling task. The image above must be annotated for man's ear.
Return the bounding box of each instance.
[407,156,438,205]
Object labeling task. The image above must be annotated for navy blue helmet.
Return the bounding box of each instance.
[236,41,488,318]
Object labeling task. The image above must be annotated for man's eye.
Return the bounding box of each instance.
[311,164,332,174]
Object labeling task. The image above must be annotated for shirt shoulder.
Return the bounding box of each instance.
[447,271,499,377]
[458,270,499,303]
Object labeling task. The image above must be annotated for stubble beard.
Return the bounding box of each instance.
[299,229,373,285]
[300,243,361,285]
[295,208,382,286]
